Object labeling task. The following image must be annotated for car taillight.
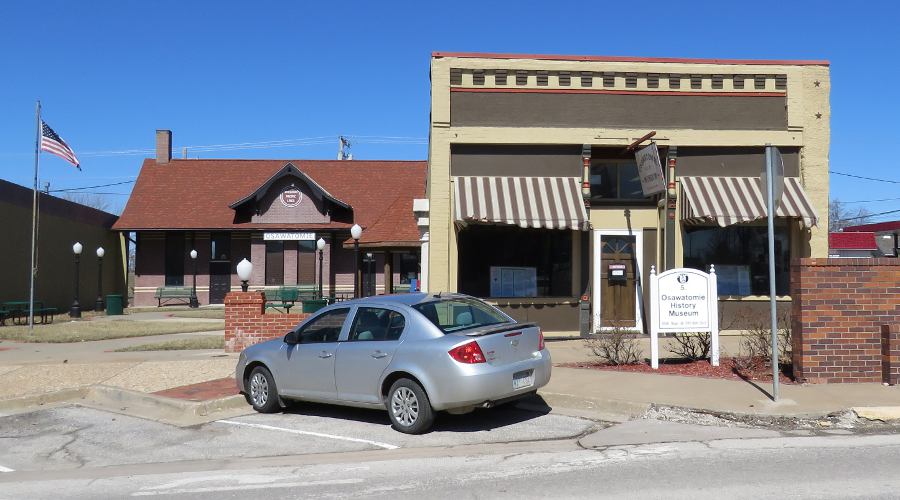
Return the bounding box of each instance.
[449,340,486,364]
[538,329,545,351]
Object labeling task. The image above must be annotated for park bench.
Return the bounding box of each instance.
[154,286,194,306]
[0,302,57,325]
[265,286,300,313]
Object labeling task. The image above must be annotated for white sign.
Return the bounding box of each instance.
[649,266,720,369]
[634,142,666,197]
[263,232,315,241]
[280,187,303,208]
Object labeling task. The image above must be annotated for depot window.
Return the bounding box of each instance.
[590,161,651,203]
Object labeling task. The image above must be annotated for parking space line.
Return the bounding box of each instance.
[0,465,14,473]
[217,420,400,450]
[132,478,363,496]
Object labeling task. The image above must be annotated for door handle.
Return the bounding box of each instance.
[318,351,333,359]
[371,351,388,359]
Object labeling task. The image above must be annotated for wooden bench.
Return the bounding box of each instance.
[155,287,194,306]
[265,287,300,313]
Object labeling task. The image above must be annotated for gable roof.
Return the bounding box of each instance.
[843,220,900,233]
[113,159,426,246]
[829,232,878,250]
[228,162,351,210]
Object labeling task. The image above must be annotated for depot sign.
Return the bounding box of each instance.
[649,266,720,369]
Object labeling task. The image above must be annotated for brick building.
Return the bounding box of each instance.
[114,130,425,307]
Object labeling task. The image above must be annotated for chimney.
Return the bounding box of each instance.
[156,129,172,164]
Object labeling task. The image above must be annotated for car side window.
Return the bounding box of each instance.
[298,308,349,344]
[349,307,405,342]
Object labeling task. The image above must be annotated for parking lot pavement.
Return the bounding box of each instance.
[0,402,595,473]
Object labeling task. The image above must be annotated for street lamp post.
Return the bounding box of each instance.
[236,258,253,292]
[316,237,326,299]
[189,249,199,308]
[95,247,105,312]
[70,242,83,318]
[350,224,362,298]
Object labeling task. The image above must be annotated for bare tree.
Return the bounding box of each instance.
[60,192,112,213]
[829,198,873,232]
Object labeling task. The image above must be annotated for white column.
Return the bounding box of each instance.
[419,231,429,293]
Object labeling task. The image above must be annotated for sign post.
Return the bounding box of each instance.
[763,145,784,401]
[649,265,719,369]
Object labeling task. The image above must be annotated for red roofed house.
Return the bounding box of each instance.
[114,130,426,307]
[828,232,879,258]
[842,220,900,258]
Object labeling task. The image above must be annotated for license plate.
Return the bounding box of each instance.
[513,370,534,390]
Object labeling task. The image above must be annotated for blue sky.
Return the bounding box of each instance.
[1,1,898,217]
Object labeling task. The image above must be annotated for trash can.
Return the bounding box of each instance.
[106,294,124,316]
[301,299,327,314]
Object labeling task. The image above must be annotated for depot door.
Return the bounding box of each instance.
[208,262,231,304]
[592,231,643,332]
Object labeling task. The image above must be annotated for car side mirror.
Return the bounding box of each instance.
[284,330,300,345]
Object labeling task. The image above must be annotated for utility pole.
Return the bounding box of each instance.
[337,136,352,160]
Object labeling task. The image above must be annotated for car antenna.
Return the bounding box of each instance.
[433,291,442,298]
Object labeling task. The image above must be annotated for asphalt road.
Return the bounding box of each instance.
[3,404,900,499]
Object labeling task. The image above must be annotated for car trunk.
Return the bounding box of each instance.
[452,322,541,366]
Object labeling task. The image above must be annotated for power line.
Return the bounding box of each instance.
[49,180,135,192]
[830,170,900,184]
[838,196,900,204]
[56,191,131,196]
[837,208,900,222]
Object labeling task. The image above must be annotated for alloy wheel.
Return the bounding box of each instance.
[250,372,269,407]
[391,387,419,427]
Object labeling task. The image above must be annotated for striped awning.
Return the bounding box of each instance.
[681,176,819,228]
[453,176,589,230]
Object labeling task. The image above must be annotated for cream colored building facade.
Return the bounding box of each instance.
[425,52,830,336]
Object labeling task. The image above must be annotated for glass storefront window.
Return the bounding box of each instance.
[590,161,650,203]
[457,225,572,298]
[683,225,791,296]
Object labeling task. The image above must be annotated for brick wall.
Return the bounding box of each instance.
[791,258,900,383]
[884,324,900,386]
[224,291,309,352]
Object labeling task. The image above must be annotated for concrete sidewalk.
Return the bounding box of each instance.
[0,338,897,423]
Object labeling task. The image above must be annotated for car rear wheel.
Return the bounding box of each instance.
[247,366,280,413]
[386,378,434,434]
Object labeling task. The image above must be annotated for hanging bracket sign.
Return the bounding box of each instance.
[649,265,720,369]
[635,141,666,197]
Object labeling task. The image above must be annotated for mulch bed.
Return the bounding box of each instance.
[153,377,239,401]
[560,357,795,384]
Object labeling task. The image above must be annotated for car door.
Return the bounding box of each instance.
[334,306,406,404]
[278,307,350,400]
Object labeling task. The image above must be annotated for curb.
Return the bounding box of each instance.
[0,385,251,426]
[852,406,900,422]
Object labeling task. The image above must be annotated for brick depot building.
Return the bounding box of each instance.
[114,131,425,307]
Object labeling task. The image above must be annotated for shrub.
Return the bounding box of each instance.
[584,324,643,365]
[670,331,712,361]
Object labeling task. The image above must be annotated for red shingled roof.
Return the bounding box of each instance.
[829,232,878,250]
[114,159,426,247]
[843,221,900,233]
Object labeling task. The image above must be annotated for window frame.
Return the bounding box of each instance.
[589,159,656,205]
[164,233,185,286]
[295,307,350,344]
[346,306,406,342]
[265,241,285,286]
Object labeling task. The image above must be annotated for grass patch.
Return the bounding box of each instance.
[114,336,225,352]
[0,320,225,343]
[168,309,225,319]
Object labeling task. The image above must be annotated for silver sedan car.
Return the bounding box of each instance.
[236,293,551,434]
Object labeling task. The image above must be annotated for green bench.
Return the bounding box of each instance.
[265,287,300,313]
[0,303,57,325]
[155,286,194,306]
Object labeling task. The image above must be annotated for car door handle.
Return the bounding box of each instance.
[371,351,388,359]
[318,351,333,359]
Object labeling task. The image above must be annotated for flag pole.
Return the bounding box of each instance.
[29,100,41,329]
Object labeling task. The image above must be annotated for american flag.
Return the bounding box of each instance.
[41,120,80,170]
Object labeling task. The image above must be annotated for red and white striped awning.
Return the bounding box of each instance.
[453,176,589,230]
[681,176,819,228]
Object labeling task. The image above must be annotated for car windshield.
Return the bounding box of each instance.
[412,297,510,333]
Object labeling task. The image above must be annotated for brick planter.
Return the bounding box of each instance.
[791,258,900,383]
[224,291,309,353]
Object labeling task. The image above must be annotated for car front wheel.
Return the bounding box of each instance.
[386,378,434,434]
[247,366,280,413]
